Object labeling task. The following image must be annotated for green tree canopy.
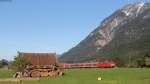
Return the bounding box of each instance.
[11,56,31,72]
[144,52,150,67]
[0,59,9,68]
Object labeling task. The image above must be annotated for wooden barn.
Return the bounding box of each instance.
[15,52,62,78]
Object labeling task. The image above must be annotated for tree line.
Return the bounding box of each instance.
[0,56,30,71]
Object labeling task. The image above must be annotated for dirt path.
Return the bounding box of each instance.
[0,78,40,82]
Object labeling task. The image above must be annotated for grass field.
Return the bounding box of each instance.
[0,68,150,84]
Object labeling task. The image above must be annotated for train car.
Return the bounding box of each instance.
[59,61,115,69]
[96,61,115,68]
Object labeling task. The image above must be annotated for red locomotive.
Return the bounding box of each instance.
[59,61,115,69]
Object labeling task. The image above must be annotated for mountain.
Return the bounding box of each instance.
[59,2,150,67]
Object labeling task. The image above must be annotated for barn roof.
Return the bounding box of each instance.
[17,52,56,65]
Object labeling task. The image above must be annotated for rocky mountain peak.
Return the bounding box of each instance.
[90,2,149,48]
[121,2,146,17]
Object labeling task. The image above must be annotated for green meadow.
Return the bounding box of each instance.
[0,68,150,84]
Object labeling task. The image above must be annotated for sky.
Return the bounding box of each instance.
[0,0,147,60]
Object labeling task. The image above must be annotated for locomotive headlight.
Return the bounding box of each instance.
[111,63,115,67]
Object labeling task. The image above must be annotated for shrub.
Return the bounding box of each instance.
[11,56,31,72]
